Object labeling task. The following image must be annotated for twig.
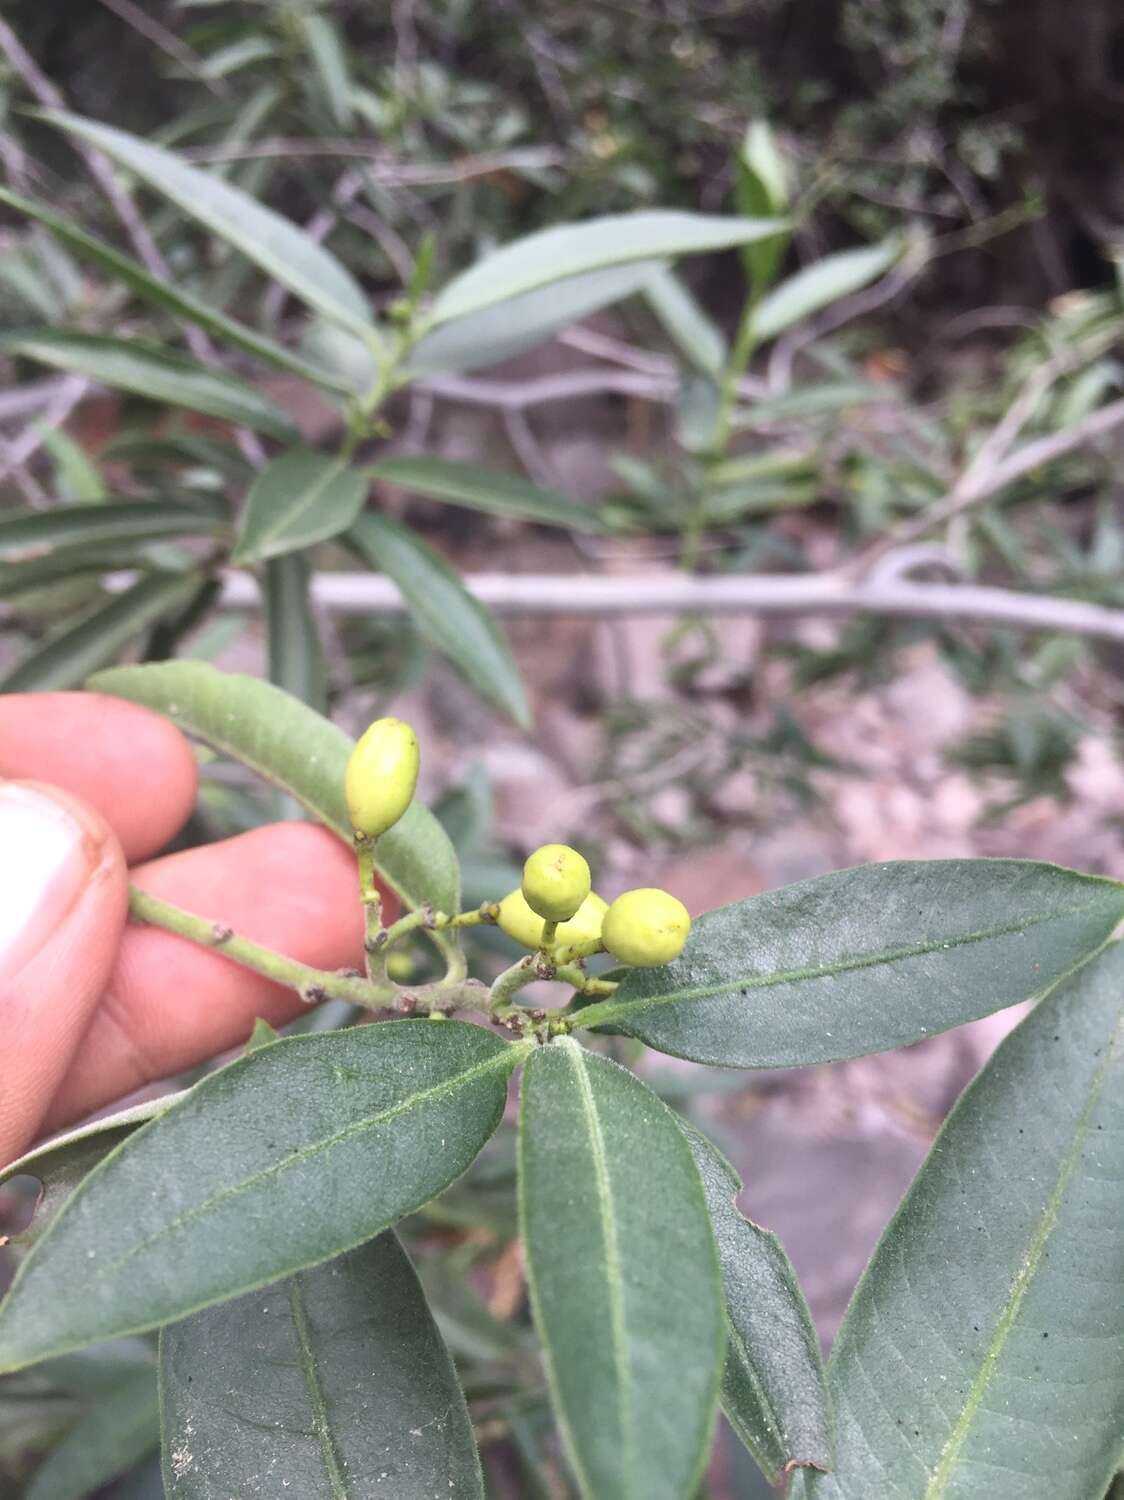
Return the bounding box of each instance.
[853,395,1124,575]
[181,139,565,181]
[95,0,224,93]
[0,378,79,424]
[417,369,679,410]
[0,375,89,491]
[81,568,1124,645]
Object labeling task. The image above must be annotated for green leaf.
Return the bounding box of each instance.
[44,112,374,340]
[369,455,607,531]
[430,211,785,327]
[576,860,1124,1068]
[0,1021,524,1371]
[1,331,298,441]
[299,12,353,130]
[681,1123,832,1484]
[86,661,461,919]
[160,1233,482,1498]
[1,572,203,693]
[0,1096,184,1247]
[642,266,726,378]
[265,553,327,713]
[518,1037,725,1500]
[734,122,790,294]
[25,1365,158,1500]
[793,940,1124,1500]
[232,448,368,562]
[39,425,106,502]
[408,261,660,376]
[0,502,224,562]
[0,188,354,395]
[752,240,902,343]
[348,512,529,726]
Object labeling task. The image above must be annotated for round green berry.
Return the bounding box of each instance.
[344,717,419,839]
[497,888,607,951]
[601,888,690,967]
[521,843,591,922]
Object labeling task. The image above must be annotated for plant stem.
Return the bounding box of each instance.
[129,886,381,1007]
[355,837,384,979]
[552,964,618,998]
[128,886,491,1017]
[488,956,540,1019]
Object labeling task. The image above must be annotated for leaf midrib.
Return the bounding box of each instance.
[289,1273,349,1500]
[583,898,1117,1030]
[921,1002,1124,1498]
[251,459,353,551]
[565,1041,635,1495]
[93,1047,513,1280]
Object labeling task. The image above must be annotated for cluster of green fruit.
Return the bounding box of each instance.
[345,717,691,970]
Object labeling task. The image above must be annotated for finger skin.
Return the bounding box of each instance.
[0,784,127,1164]
[0,692,198,863]
[44,822,377,1131]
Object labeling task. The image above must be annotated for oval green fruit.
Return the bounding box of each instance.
[521,843,591,922]
[601,888,691,967]
[344,717,420,838]
[497,888,607,951]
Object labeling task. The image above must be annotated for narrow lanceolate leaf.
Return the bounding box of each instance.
[681,1124,832,1485]
[642,266,727,378]
[25,1365,159,1500]
[265,553,327,713]
[0,1022,524,1371]
[44,112,374,339]
[577,860,1124,1068]
[792,940,1124,1500]
[0,189,354,394]
[0,502,224,562]
[349,512,529,727]
[408,261,660,375]
[0,1095,184,1248]
[299,12,353,130]
[429,210,786,326]
[752,239,902,343]
[1,332,297,441]
[87,661,461,919]
[519,1038,725,1500]
[369,455,608,532]
[232,448,367,562]
[160,1234,482,1498]
[1,572,203,693]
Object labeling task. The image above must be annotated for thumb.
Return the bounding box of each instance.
[0,781,127,1165]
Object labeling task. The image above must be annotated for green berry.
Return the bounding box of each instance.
[497,888,607,951]
[521,843,591,922]
[601,888,690,967]
[344,717,419,838]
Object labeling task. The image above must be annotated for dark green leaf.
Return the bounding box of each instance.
[1,572,203,692]
[265,553,327,713]
[44,112,374,339]
[160,1234,482,1498]
[349,512,529,726]
[0,502,224,562]
[734,122,790,294]
[1,331,298,440]
[681,1123,832,1484]
[577,860,1124,1067]
[518,1038,725,1500]
[430,211,786,326]
[299,12,353,129]
[370,455,606,531]
[0,1096,183,1247]
[408,261,660,375]
[0,1021,525,1370]
[25,1366,158,1500]
[793,940,1124,1500]
[0,189,354,394]
[87,661,461,919]
[232,448,368,562]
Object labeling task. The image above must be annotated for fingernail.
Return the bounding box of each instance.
[0,782,106,977]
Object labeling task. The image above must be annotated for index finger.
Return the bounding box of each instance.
[0,692,199,863]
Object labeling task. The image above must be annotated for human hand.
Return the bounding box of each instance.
[0,692,372,1166]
